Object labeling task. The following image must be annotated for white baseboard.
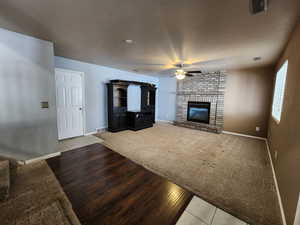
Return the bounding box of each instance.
[222,130,267,141]
[265,140,287,225]
[294,194,300,225]
[156,120,173,124]
[21,152,61,165]
[84,131,97,136]
[84,127,107,136]
[96,127,107,132]
[225,131,286,225]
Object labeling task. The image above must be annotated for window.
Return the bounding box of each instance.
[272,60,288,123]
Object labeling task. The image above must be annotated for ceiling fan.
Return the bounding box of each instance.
[128,57,232,79]
[172,63,203,80]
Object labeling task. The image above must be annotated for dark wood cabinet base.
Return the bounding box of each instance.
[128,123,153,131]
[127,111,154,131]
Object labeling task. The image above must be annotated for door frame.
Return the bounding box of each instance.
[55,68,86,139]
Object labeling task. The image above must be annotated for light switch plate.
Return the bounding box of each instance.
[41,101,49,109]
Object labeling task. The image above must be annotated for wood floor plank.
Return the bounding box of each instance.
[47,143,193,225]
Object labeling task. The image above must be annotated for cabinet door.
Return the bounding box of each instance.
[110,115,120,130]
[140,86,149,110]
[119,113,127,129]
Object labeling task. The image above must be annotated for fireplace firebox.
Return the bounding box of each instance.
[187,101,210,124]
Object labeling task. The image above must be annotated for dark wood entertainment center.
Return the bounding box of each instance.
[107,80,156,132]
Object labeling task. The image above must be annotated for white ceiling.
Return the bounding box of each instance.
[0,0,299,75]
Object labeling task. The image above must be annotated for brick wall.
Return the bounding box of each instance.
[175,73,226,133]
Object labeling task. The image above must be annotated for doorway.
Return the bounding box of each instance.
[55,68,85,140]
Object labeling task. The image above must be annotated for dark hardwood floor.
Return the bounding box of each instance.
[47,143,193,225]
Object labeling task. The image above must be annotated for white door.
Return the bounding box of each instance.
[55,69,84,140]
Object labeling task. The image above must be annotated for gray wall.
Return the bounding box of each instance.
[157,77,177,121]
[55,56,159,133]
[0,28,58,160]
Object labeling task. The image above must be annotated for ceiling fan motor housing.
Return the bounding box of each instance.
[174,63,186,69]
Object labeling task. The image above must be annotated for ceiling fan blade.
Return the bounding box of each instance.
[185,73,195,77]
[187,70,202,73]
[190,58,230,66]
[132,63,166,66]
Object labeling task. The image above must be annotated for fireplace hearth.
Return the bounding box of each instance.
[187,102,210,124]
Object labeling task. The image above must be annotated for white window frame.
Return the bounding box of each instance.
[272,60,288,124]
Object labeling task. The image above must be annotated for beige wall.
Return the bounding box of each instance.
[268,21,300,225]
[224,67,274,137]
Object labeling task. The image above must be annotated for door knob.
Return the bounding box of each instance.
[79,107,82,110]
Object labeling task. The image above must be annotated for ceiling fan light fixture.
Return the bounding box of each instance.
[176,74,186,80]
[175,69,185,75]
[175,69,186,80]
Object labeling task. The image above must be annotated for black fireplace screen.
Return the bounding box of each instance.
[187,102,210,124]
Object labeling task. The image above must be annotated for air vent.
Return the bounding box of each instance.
[250,0,268,14]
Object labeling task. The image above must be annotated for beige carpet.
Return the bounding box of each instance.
[98,123,281,225]
[0,160,81,225]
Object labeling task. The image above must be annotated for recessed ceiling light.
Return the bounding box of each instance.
[253,56,262,61]
[124,39,134,44]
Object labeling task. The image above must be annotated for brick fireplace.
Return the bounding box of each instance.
[174,72,226,133]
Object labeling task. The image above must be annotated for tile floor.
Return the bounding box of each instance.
[58,135,103,152]
[176,196,248,225]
